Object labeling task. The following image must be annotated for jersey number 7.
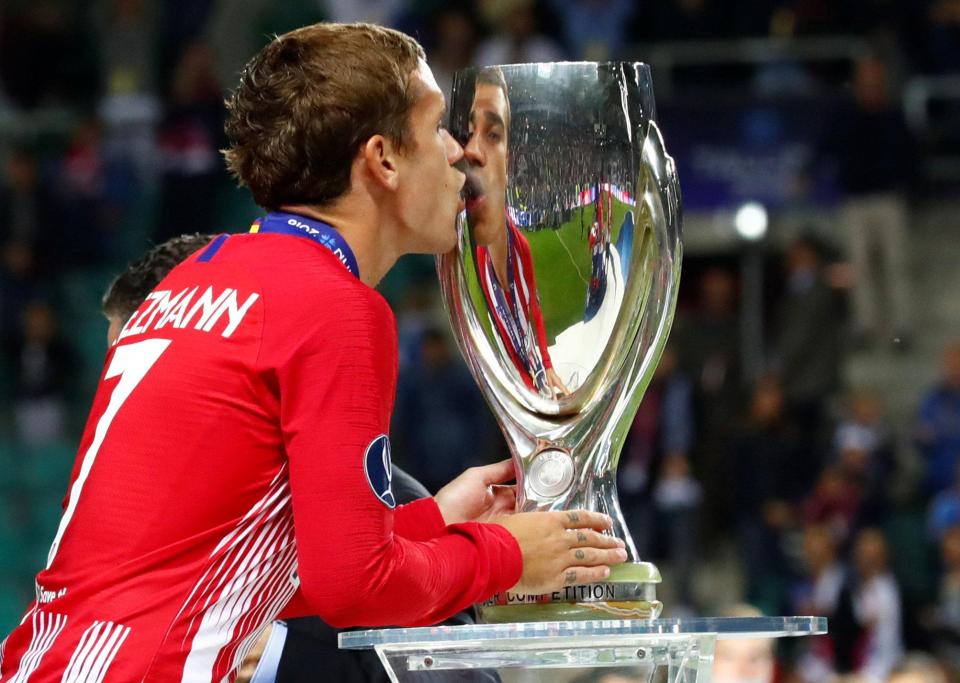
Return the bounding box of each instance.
[46,339,172,568]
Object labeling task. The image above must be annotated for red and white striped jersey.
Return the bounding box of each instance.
[0,230,522,682]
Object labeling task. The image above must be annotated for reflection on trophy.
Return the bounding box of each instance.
[461,67,571,399]
[439,62,683,622]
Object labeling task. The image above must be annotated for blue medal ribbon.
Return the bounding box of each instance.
[251,211,360,279]
[483,228,547,391]
[486,256,526,367]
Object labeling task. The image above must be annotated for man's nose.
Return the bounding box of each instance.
[443,129,464,165]
[463,132,484,166]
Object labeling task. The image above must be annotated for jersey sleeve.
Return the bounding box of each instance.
[393,497,448,542]
[260,281,521,628]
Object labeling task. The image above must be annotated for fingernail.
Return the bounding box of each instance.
[602,567,611,578]
[616,539,626,547]
[617,549,628,561]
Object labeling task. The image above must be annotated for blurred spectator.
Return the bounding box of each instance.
[649,348,700,610]
[915,342,960,498]
[95,0,162,184]
[792,524,846,683]
[425,3,481,99]
[154,42,227,243]
[729,375,802,610]
[392,328,497,494]
[396,285,439,371]
[833,389,895,525]
[0,243,42,342]
[887,653,950,683]
[5,301,76,445]
[795,524,846,616]
[770,235,842,484]
[52,118,118,266]
[1,146,52,335]
[619,346,699,608]
[925,526,960,677]
[754,5,821,97]
[545,0,634,61]
[803,466,862,552]
[674,267,742,527]
[713,631,777,683]
[653,452,702,611]
[678,269,742,400]
[1,147,46,245]
[929,464,960,543]
[158,1,215,81]
[927,0,960,73]
[826,54,915,348]
[713,605,777,683]
[852,528,904,683]
[97,0,158,98]
[474,0,563,67]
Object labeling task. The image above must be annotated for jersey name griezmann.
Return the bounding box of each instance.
[117,286,259,342]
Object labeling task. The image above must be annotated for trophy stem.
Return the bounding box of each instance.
[480,448,665,623]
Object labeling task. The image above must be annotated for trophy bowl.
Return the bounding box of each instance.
[439,62,682,622]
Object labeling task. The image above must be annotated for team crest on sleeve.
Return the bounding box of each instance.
[363,435,395,509]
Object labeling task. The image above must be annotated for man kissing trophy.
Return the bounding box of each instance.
[439,62,682,623]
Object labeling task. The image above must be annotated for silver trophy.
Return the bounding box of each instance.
[439,62,682,622]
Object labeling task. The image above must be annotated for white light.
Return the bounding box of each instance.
[734,202,768,241]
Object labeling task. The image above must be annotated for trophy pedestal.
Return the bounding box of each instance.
[339,616,827,683]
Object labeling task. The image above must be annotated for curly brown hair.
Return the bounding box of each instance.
[223,23,426,210]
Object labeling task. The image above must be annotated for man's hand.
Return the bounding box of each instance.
[495,510,628,595]
[545,368,571,397]
[435,460,517,525]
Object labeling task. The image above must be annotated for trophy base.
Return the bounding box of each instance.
[477,562,663,623]
[478,598,663,623]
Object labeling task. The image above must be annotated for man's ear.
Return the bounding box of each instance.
[361,135,400,190]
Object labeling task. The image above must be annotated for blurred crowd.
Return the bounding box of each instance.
[2,1,960,683]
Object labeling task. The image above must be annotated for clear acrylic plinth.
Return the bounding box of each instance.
[339,616,826,683]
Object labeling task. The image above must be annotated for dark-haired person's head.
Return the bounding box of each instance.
[464,66,509,248]
[223,22,465,257]
[103,234,215,344]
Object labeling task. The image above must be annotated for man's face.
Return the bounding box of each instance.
[393,59,465,254]
[713,638,774,683]
[463,82,508,247]
[106,315,124,346]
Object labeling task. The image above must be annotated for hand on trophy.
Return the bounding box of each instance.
[544,368,571,398]
[434,459,517,525]
[495,511,628,595]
